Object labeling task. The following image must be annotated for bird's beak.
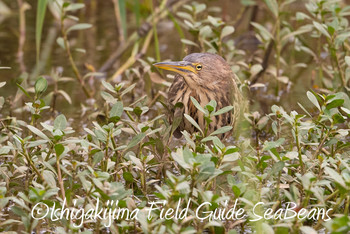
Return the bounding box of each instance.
[153,61,197,76]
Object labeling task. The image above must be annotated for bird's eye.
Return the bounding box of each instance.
[195,64,202,71]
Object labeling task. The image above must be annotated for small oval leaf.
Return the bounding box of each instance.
[307,91,321,111]
[34,77,48,94]
[67,23,92,33]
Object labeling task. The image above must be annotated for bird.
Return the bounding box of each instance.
[153,53,242,139]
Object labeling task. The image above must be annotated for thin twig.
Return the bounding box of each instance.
[60,10,92,98]
[250,39,274,85]
[56,157,66,200]
[17,0,29,73]
[21,146,45,182]
[109,28,154,81]
[312,127,331,159]
[112,0,126,45]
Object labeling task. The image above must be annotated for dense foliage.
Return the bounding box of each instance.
[0,0,350,233]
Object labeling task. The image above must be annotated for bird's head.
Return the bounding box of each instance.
[153,53,233,91]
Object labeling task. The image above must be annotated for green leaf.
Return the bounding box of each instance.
[92,151,103,166]
[36,0,48,62]
[102,80,116,93]
[270,161,285,175]
[232,185,241,197]
[184,114,203,135]
[297,102,312,117]
[101,91,116,103]
[56,37,65,49]
[194,3,206,14]
[110,101,123,120]
[176,12,193,21]
[336,31,350,44]
[181,39,199,48]
[325,167,346,188]
[210,126,232,136]
[67,23,92,33]
[190,97,206,114]
[261,223,274,234]
[281,25,312,42]
[264,0,278,18]
[120,83,136,97]
[57,90,72,104]
[199,25,213,38]
[213,106,233,116]
[54,144,65,157]
[133,106,142,117]
[307,91,321,111]
[300,226,317,234]
[326,99,344,109]
[263,138,285,151]
[341,107,350,116]
[11,206,26,217]
[123,172,134,183]
[207,16,223,27]
[296,12,311,21]
[221,25,235,39]
[332,113,345,124]
[54,114,67,130]
[171,150,191,170]
[125,133,146,151]
[251,22,274,41]
[222,152,239,162]
[324,216,350,233]
[43,170,56,187]
[34,77,48,95]
[205,100,217,113]
[313,22,331,38]
[65,3,85,11]
[27,125,50,141]
[327,25,335,36]
[129,155,143,169]
[75,48,86,54]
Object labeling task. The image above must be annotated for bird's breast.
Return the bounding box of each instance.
[172,84,232,135]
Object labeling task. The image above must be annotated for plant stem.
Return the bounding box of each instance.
[56,157,66,200]
[109,28,153,81]
[275,0,281,95]
[294,118,304,174]
[150,0,161,62]
[60,15,91,98]
[22,145,44,181]
[345,195,350,215]
[255,129,261,171]
[17,0,27,73]
[112,0,126,45]
[313,126,331,159]
[104,131,110,171]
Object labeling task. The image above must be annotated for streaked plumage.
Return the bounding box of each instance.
[154,53,242,138]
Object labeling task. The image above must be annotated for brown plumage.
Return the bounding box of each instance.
[154,53,242,138]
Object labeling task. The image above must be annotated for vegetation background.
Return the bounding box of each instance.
[0,0,349,233]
